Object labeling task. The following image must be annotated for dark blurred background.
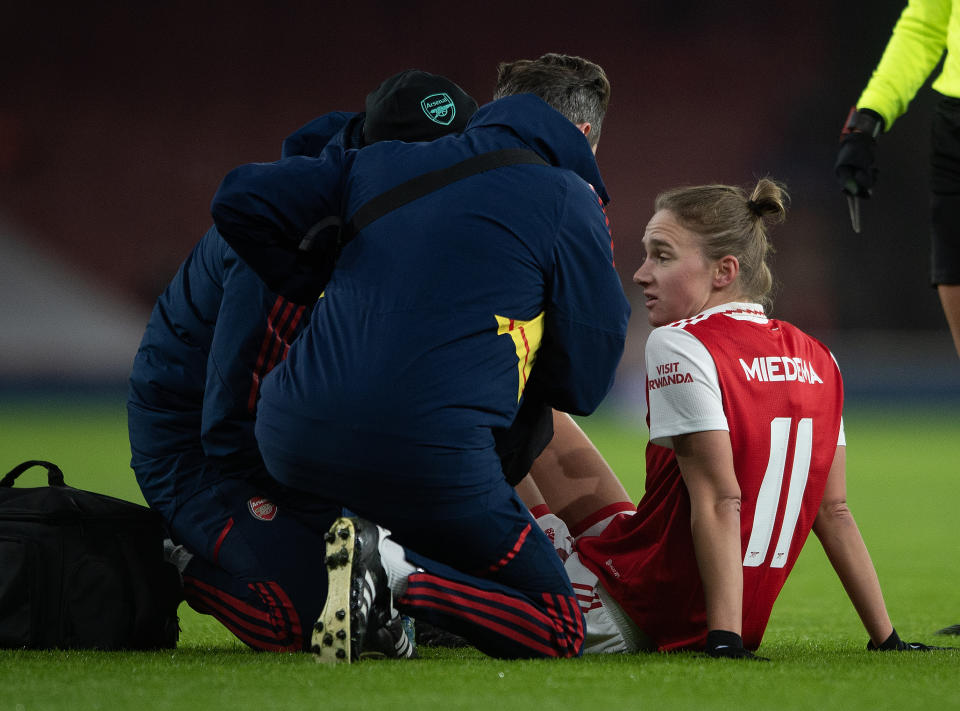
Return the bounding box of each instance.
[2,0,958,405]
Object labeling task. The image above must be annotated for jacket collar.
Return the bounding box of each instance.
[465,94,609,204]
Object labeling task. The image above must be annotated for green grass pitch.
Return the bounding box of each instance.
[0,396,958,711]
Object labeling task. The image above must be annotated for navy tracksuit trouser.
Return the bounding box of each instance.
[258,434,584,659]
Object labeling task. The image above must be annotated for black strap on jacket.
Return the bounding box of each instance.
[293,147,548,302]
[346,147,548,237]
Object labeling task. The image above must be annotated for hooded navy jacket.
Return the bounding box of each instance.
[127,112,360,512]
[212,94,630,497]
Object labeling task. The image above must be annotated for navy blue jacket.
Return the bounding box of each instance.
[127,112,360,512]
[212,94,630,496]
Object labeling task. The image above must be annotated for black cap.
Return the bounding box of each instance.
[362,69,478,145]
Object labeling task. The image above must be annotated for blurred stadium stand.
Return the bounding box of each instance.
[2,0,959,404]
[0,219,147,389]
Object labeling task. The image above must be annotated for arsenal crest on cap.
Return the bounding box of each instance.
[420,93,456,125]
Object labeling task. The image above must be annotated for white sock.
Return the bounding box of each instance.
[163,538,194,576]
[535,512,574,561]
[377,531,419,598]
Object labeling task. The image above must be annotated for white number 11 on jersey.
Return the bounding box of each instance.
[743,417,813,569]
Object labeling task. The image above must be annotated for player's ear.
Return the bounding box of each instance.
[714,255,739,288]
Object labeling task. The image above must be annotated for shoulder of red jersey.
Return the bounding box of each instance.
[659,301,841,387]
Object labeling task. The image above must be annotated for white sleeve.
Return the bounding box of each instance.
[830,350,846,447]
[646,326,728,449]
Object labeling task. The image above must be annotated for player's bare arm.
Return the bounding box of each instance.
[811,445,895,646]
[674,429,743,636]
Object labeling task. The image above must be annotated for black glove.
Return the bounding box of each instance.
[834,107,884,198]
[704,630,769,661]
[867,628,956,651]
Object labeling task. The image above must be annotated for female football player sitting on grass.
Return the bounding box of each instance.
[521,178,948,658]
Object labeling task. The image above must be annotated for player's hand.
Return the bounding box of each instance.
[834,108,884,198]
[704,630,769,661]
[867,628,956,651]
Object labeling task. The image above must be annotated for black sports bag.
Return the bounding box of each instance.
[0,460,182,649]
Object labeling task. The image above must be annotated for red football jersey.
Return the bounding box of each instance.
[577,303,844,651]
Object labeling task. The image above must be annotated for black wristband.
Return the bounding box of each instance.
[843,107,884,139]
[706,629,744,651]
[867,628,902,651]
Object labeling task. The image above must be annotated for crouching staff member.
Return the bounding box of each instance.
[212,54,630,661]
[127,70,477,653]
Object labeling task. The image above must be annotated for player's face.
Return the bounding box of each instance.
[634,209,717,326]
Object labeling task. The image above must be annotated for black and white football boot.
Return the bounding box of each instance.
[312,516,415,663]
[414,619,471,648]
[362,609,417,659]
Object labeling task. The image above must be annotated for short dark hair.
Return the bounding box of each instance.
[493,53,610,148]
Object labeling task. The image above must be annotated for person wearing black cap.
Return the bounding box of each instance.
[126,69,476,654]
[280,69,477,158]
[211,53,629,661]
[362,68,478,144]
